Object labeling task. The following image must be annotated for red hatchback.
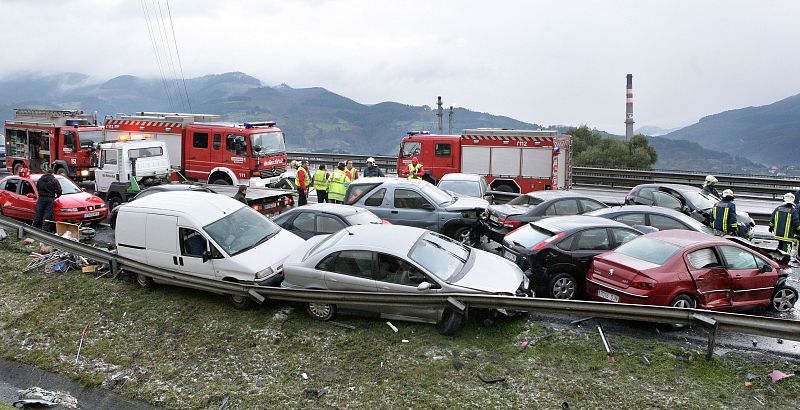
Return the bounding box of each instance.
[0,173,108,226]
[587,230,798,313]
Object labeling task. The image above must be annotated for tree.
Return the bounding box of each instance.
[567,127,658,169]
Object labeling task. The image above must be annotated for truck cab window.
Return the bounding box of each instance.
[180,228,208,257]
[435,143,451,157]
[63,131,77,151]
[226,134,248,156]
[213,134,221,150]
[101,149,117,166]
[193,132,209,149]
[400,142,421,158]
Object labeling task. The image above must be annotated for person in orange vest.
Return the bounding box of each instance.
[407,157,424,179]
[295,160,311,206]
[345,160,359,181]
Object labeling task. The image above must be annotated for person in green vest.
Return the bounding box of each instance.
[312,164,330,203]
[327,162,351,204]
[295,160,311,206]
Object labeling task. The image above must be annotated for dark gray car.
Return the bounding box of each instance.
[585,205,717,234]
[344,178,488,244]
[272,203,385,239]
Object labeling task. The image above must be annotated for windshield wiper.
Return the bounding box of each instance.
[232,230,278,255]
[423,239,467,263]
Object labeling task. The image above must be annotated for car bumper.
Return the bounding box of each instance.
[480,220,510,243]
[256,274,283,287]
[56,209,108,224]
[586,278,659,305]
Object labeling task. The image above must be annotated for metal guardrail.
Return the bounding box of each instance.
[1,215,798,343]
[287,151,799,201]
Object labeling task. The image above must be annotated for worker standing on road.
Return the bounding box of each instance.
[295,160,311,206]
[710,189,739,236]
[363,157,384,177]
[327,162,351,204]
[769,193,800,253]
[702,175,721,198]
[345,160,359,181]
[32,168,62,233]
[312,164,330,203]
[407,157,424,179]
[234,185,248,204]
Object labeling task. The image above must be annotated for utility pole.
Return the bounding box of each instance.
[436,96,444,134]
[448,105,454,134]
[625,74,634,141]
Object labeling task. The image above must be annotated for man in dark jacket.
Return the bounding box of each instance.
[702,175,721,198]
[769,193,800,253]
[710,189,738,236]
[32,169,62,232]
[234,185,248,204]
[363,157,384,177]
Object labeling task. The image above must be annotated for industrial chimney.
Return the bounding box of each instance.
[625,74,634,140]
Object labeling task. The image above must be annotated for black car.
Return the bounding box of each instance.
[501,215,642,300]
[108,184,212,228]
[585,205,717,234]
[482,190,607,243]
[271,203,385,239]
[624,183,754,238]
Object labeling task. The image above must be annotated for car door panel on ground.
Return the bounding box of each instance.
[719,245,775,306]
[684,247,731,308]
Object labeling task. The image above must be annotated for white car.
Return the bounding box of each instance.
[115,191,304,308]
[282,224,531,334]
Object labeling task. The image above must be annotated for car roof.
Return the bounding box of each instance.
[122,191,244,223]
[438,173,482,182]
[350,177,427,187]
[145,184,206,192]
[644,229,723,247]
[589,205,693,219]
[3,174,71,183]
[525,190,590,200]
[328,224,425,253]
[635,183,701,193]
[292,203,367,217]
[534,215,632,232]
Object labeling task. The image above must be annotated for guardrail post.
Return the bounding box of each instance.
[111,259,119,277]
[692,313,718,359]
[17,225,24,239]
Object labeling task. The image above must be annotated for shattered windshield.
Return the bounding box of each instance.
[251,132,285,157]
[204,207,281,256]
[408,232,470,281]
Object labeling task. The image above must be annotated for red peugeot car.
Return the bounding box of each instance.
[0,172,108,226]
[587,230,798,313]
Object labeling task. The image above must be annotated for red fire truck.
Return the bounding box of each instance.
[4,108,104,180]
[397,128,572,193]
[104,112,288,186]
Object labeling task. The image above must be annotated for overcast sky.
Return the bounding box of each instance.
[2,0,799,133]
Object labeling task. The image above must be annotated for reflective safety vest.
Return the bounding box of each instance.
[295,166,311,189]
[327,169,350,202]
[346,168,359,181]
[711,200,738,235]
[407,163,423,179]
[313,170,329,191]
[770,203,800,242]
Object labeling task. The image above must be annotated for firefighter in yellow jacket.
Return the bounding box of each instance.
[327,162,351,203]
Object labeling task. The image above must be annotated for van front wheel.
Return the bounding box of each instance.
[136,273,155,289]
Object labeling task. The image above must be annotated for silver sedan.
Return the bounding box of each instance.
[281,224,531,335]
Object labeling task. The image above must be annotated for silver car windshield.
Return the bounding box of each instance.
[204,207,281,256]
[438,180,481,198]
[420,183,453,205]
[408,232,470,281]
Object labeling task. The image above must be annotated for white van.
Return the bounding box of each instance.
[115,191,304,308]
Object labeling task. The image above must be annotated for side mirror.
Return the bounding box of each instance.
[202,251,211,263]
[483,193,494,203]
[417,281,432,291]
[26,193,36,199]
[760,264,772,273]
[253,145,262,153]
[421,203,435,211]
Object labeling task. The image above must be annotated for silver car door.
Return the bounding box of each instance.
[362,188,390,219]
[320,250,378,292]
[374,253,441,322]
[392,188,438,230]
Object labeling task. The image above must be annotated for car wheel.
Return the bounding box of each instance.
[227,294,253,310]
[549,273,578,300]
[667,294,696,330]
[306,302,336,321]
[771,286,798,312]
[211,178,231,185]
[136,273,155,289]
[450,226,474,246]
[437,308,465,336]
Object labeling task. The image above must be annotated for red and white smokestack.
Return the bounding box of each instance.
[625,74,634,139]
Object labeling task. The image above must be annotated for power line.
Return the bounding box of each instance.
[140,0,175,111]
[154,0,185,112]
[165,0,192,112]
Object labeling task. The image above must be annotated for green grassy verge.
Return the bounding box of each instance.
[0,235,798,409]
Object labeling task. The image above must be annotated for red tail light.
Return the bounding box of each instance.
[532,232,565,251]
[632,280,656,289]
[381,219,392,225]
[499,217,521,229]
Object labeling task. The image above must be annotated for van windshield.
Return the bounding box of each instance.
[203,207,281,256]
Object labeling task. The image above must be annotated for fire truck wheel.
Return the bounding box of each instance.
[107,196,122,213]
[211,178,231,185]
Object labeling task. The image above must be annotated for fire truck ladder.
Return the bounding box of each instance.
[14,108,85,119]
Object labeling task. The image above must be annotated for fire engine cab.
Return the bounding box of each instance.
[104,112,288,186]
[4,108,103,180]
[397,129,572,193]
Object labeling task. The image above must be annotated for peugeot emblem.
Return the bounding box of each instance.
[608,269,614,276]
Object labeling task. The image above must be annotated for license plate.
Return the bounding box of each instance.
[84,212,100,218]
[490,214,499,222]
[596,289,620,303]
[503,250,517,263]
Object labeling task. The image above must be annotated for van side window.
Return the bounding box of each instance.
[179,228,208,257]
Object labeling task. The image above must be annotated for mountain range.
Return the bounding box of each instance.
[1,71,797,171]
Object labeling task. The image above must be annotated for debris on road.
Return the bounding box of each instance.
[452,359,463,370]
[386,321,398,333]
[596,324,614,361]
[401,339,409,343]
[301,372,309,380]
[752,339,758,347]
[328,321,357,330]
[753,396,765,406]
[75,322,90,364]
[22,238,35,245]
[744,381,753,388]
[570,317,593,325]
[0,227,6,241]
[303,388,327,398]
[641,356,651,366]
[767,370,794,383]
[218,396,229,410]
[13,387,78,408]
[477,374,506,384]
